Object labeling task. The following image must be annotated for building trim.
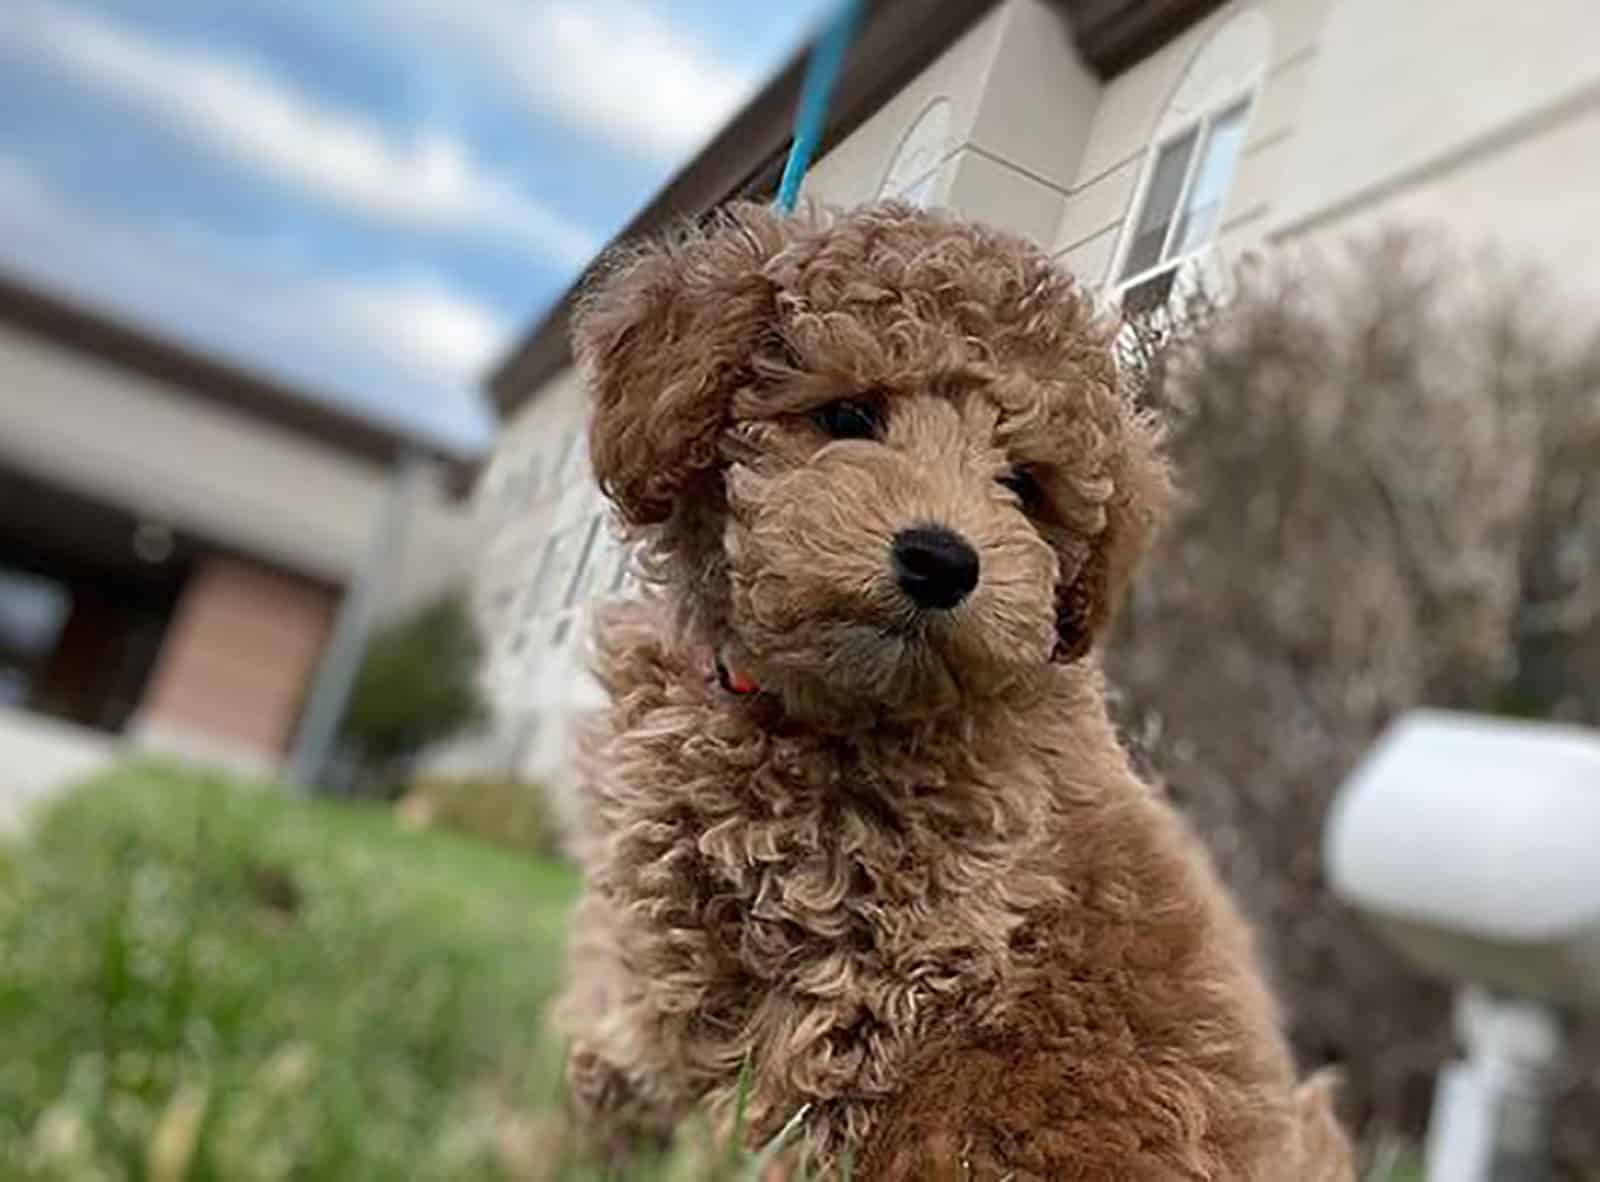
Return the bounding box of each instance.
[1058,218,1125,257]
[1219,201,1271,235]
[1242,124,1294,159]
[1071,148,1145,198]
[964,141,1076,199]
[1064,0,1228,76]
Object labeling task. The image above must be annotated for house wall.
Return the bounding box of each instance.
[1268,0,1600,301]
[133,554,337,776]
[1270,0,1600,239]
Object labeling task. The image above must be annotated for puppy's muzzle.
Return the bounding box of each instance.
[891,525,980,610]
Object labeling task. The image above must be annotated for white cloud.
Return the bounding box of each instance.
[2,0,597,266]
[374,0,761,162]
[308,273,507,385]
[0,154,506,446]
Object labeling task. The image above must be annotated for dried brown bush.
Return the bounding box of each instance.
[1105,230,1600,1173]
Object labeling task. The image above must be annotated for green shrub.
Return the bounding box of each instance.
[338,593,488,798]
[1110,229,1600,1166]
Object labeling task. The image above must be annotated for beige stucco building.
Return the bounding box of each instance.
[0,274,475,806]
[474,0,1600,807]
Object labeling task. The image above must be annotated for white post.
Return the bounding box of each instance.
[1425,988,1563,1182]
[285,452,427,790]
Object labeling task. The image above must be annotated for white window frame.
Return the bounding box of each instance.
[1112,88,1259,311]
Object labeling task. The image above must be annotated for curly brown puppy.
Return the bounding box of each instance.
[553,201,1354,1180]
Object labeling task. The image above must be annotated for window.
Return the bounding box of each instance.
[1119,97,1252,287]
[1111,6,1270,311]
[0,567,69,708]
[1172,100,1250,256]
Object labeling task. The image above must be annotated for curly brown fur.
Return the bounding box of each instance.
[554,201,1354,1179]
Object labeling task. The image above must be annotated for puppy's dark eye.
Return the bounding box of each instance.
[998,467,1043,511]
[813,399,883,440]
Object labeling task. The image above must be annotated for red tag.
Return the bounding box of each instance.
[715,657,759,695]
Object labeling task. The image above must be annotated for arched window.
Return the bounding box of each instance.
[1114,10,1270,312]
[877,98,952,208]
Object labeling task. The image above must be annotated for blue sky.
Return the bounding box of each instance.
[0,0,832,453]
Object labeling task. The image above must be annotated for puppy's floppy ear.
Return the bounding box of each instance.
[1052,406,1171,663]
[574,202,791,527]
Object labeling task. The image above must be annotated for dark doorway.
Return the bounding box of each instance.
[0,463,194,733]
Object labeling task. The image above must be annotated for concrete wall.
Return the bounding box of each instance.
[133,555,336,776]
[0,321,474,618]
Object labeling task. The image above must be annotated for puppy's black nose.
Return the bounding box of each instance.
[891,526,980,610]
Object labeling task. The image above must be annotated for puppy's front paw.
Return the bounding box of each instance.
[865,1129,976,1182]
[566,1042,632,1118]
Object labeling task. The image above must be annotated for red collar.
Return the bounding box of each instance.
[713,653,760,696]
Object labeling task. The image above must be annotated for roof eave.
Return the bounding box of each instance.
[0,271,483,499]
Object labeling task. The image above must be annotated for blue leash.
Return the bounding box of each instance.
[775,0,866,213]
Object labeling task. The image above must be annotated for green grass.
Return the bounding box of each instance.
[0,762,837,1181]
[1369,1151,1424,1182]
[27,760,1446,1180]
[1,762,572,1179]
[1368,1155,1423,1182]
